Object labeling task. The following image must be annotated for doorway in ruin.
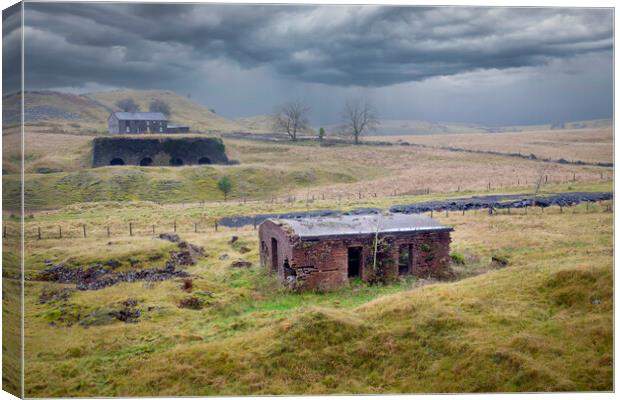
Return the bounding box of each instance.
[198,157,212,165]
[169,158,184,166]
[140,157,153,166]
[348,246,362,278]
[398,244,412,275]
[271,238,278,272]
[110,158,125,166]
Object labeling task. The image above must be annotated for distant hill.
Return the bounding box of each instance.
[87,89,241,133]
[5,89,612,136]
[4,89,244,134]
[355,118,613,136]
[3,91,110,132]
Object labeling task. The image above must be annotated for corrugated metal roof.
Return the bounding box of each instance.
[112,112,167,121]
[271,213,451,238]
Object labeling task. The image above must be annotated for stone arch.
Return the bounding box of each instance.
[169,158,184,166]
[198,157,212,165]
[140,157,153,166]
[110,157,125,166]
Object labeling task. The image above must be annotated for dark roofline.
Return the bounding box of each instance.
[110,111,167,121]
[296,226,453,240]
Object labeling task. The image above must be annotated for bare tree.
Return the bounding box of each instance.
[116,98,140,112]
[531,163,548,207]
[149,99,171,117]
[273,99,311,141]
[342,98,379,144]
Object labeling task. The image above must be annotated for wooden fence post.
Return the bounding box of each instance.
[129,223,133,237]
[59,226,62,239]
[38,227,41,240]
[173,220,177,232]
[214,222,218,232]
[194,223,198,233]
[253,217,257,230]
[107,226,110,238]
[83,224,86,238]
[152,225,155,236]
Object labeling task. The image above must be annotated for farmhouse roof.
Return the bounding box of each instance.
[112,112,167,121]
[270,213,451,239]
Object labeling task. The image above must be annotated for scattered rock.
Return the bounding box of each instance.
[592,299,602,305]
[491,255,509,267]
[178,296,205,310]
[230,260,252,268]
[38,287,74,304]
[219,254,229,261]
[228,236,239,245]
[38,261,189,291]
[238,246,251,254]
[159,233,180,243]
[105,259,121,268]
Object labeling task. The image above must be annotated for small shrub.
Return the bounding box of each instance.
[420,243,432,252]
[181,278,193,292]
[450,252,465,265]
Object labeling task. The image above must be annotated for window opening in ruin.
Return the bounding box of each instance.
[398,244,412,275]
[348,247,362,278]
[110,158,125,166]
[169,158,184,166]
[140,157,153,166]
[271,238,278,272]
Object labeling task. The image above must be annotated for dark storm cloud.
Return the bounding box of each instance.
[23,3,613,89]
[3,3,22,94]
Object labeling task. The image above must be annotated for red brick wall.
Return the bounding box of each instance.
[258,220,295,280]
[259,221,453,290]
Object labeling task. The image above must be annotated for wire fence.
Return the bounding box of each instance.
[7,199,612,242]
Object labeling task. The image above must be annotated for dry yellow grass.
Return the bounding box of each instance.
[21,202,613,396]
[226,139,611,199]
[369,127,613,165]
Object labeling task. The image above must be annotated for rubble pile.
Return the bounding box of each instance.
[38,236,204,291]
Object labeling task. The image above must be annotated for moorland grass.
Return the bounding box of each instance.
[22,204,613,396]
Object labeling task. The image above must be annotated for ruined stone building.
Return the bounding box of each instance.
[258,213,453,290]
[92,136,229,167]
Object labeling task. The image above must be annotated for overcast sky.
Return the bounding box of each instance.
[15,3,614,126]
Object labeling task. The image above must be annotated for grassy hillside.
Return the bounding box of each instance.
[22,201,612,396]
[356,118,613,136]
[86,90,241,133]
[5,89,243,135]
[3,134,612,209]
[372,127,614,165]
